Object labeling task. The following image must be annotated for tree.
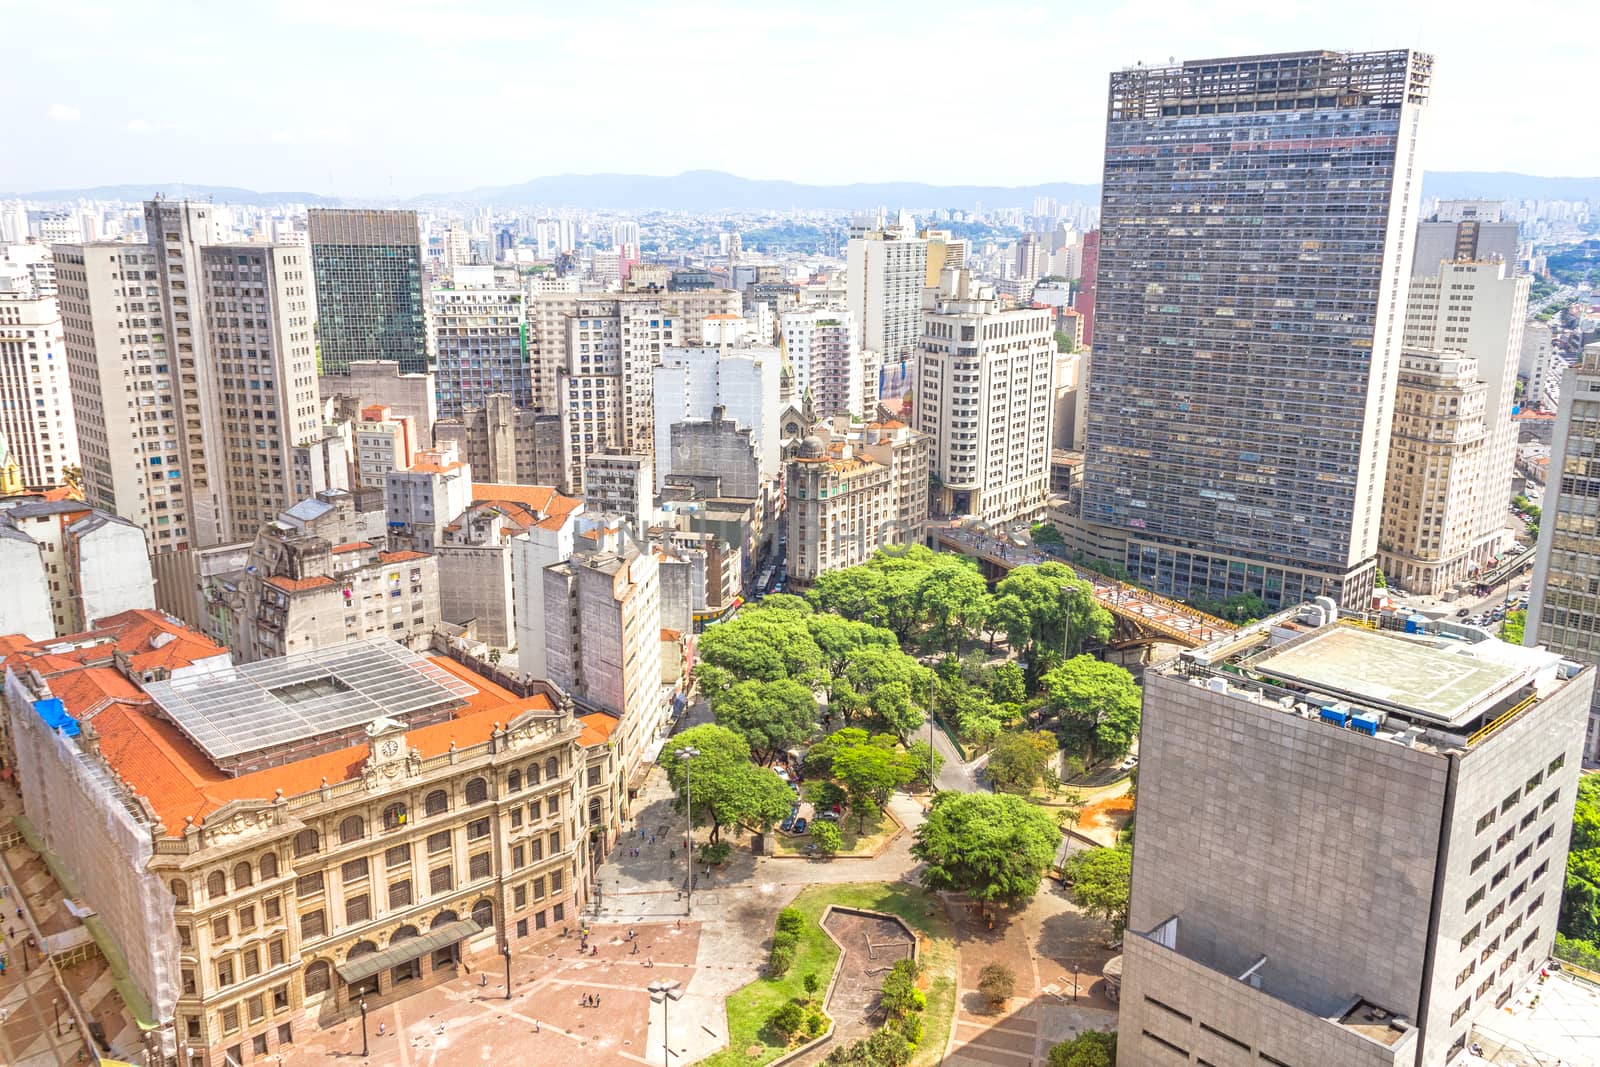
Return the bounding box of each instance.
[810,820,842,855]
[833,738,914,829]
[807,613,897,679]
[912,793,1060,905]
[904,739,943,788]
[991,662,1026,706]
[711,678,818,762]
[1560,776,1600,951]
[992,563,1112,669]
[1502,609,1526,644]
[915,557,991,650]
[879,958,924,1017]
[695,604,825,691]
[1063,847,1132,936]
[1043,656,1141,762]
[1048,1030,1118,1067]
[1374,568,1387,589]
[842,645,931,738]
[1031,521,1065,545]
[767,1002,806,1043]
[978,963,1015,1009]
[661,726,794,842]
[987,730,1058,794]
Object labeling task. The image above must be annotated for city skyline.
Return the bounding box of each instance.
[5,0,1598,196]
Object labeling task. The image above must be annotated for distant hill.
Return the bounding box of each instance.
[1,183,341,207]
[412,170,1105,211]
[8,171,1597,212]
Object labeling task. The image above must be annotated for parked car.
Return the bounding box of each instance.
[1456,608,1471,617]
[793,817,809,835]
[781,813,796,833]
[819,810,840,821]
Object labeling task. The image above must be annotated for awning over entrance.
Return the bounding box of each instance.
[335,918,482,985]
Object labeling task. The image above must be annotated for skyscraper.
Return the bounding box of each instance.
[430,265,530,417]
[0,256,79,488]
[1082,49,1432,608]
[846,223,926,393]
[307,208,429,374]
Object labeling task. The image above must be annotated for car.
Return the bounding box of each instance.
[781,814,796,833]
[792,817,809,835]
[1118,755,1139,771]
[1456,608,1470,617]
[818,810,840,821]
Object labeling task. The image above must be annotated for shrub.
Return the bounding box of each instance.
[802,972,822,1000]
[978,962,1015,1009]
[895,1012,924,1047]
[698,840,732,865]
[767,1002,806,1043]
[865,1028,914,1067]
[810,820,843,854]
[777,907,806,936]
[804,1009,828,1038]
[1047,1030,1117,1067]
[880,959,925,1018]
[769,943,795,976]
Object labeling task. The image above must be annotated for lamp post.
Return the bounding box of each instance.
[359,997,369,1057]
[53,996,62,1037]
[678,747,700,914]
[647,979,683,1067]
[502,941,512,1001]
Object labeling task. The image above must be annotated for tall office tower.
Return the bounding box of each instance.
[0,262,79,488]
[1075,229,1098,345]
[55,242,199,551]
[780,307,862,419]
[917,270,1054,525]
[653,344,783,490]
[1528,346,1600,763]
[199,244,322,540]
[1014,232,1046,284]
[1518,321,1561,410]
[1120,606,1591,1066]
[307,208,429,374]
[846,224,927,381]
[431,265,530,417]
[1377,351,1488,595]
[1402,260,1528,563]
[0,201,28,244]
[1412,203,1519,277]
[1083,50,1432,608]
[525,287,740,413]
[558,301,678,493]
[612,220,641,252]
[582,451,652,534]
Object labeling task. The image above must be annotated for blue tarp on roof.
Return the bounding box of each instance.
[33,697,80,737]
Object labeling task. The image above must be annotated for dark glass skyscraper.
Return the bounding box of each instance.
[1082,50,1432,608]
[308,208,430,374]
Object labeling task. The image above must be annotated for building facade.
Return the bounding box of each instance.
[431,268,530,418]
[433,395,563,488]
[846,225,926,381]
[307,209,430,375]
[581,452,652,535]
[780,307,862,420]
[0,261,79,488]
[917,270,1054,525]
[652,344,782,490]
[557,301,676,493]
[1120,605,1591,1066]
[1082,50,1432,608]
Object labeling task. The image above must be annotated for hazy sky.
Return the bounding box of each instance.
[4,0,1595,197]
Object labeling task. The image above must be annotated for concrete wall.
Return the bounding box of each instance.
[541,564,579,694]
[437,545,513,647]
[74,520,155,628]
[0,534,53,639]
[513,521,575,673]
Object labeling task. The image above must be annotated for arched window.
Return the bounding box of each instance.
[293,829,319,858]
[232,861,253,889]
[206,870,226,899]
[303,960,331,996]
[464,778,488,805]
[588,798,602,825]
[260,853,279,880]
[389,925,420,945]
[339,814,365,844]
[424,790,449,816]
[470,898,493,928]
[526,762,540,785]
[170,879,189,906]
[347,940,377,960]
[430,910,459,929]
[507,770,522,793]
[382,802,408,831]
[544,757,559,781]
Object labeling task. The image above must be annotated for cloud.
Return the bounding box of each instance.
[123,117,151,133]
[47,103,81,123]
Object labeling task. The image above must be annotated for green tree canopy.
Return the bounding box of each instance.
[1561,775,1600,948]
[710,678,819,762]
[843,644,932,737]
[915,556,992,650]
[1047,1030,1118,1067]
[912,792,1060,905]
[1063,846,1132,936]
[806,613,897,679]
[992,563,1113,667]
[695,602,826,694]
[833,737,916,827]
[1043,656,1142,762]
[661,725,794,841]
[987,730,1058,794]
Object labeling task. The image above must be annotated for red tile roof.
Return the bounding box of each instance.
[331,541,374,553]
[263,575,336,593]
[0,610,228,677]
[378,550,429,563]
[578,712,617,747]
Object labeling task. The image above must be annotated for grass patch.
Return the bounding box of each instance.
[702,882,957,1067]
[769,809,897,857]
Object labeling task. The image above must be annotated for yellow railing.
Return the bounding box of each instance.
[1467,693,1539,748]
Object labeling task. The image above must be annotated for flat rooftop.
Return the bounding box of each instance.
[1252,625,1536,727]
[145,639,477,763]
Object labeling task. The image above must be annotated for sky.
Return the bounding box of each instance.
[3,0,1596,198]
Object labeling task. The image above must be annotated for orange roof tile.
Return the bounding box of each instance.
[378,550,429,563]
[660,628,684,641]
[331,541,374,553]
[264,575,336,593]
[470,484,582,520]
[1,610,228,677]
[578,712,617,747]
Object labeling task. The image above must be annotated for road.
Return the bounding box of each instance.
[924,717,987,793]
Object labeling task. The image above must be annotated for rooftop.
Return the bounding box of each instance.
[142,639,476,764]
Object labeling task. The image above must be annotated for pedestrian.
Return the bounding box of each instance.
[595,995,601,1008]
[631,943,638,955]
[480,973,488,987]
[378,1022,386,1037]
[646,957,653,968]
[534,1020,541,1033]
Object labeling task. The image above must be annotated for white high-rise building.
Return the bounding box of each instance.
[612,220,640,251]
[780,307,861,419]
[846,225,926,377]
[0,261,79,488]
[0,202,28,245]
[1519,321,1561,411]
[652,343,783,490]
[558,300,678,493]
[1402,259,1529,559]
[917,269,1054,525]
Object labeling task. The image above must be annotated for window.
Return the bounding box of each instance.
[221,1005,240,1032]
[513,884,527,909]
[252,1033,268,1056]
[243,946,261,977]
[389,880,412,908]
[207,870,227,898]
[171,878,190,906]
[425,790,449,816]
[272,983,289,1011]
[545,757,559,781]
[269,939,285,967]
[296,871,324,898]
[533,876,546,900]
[465,777,489,805]
[467,817,490,841]
[386,843,411,869]
[508,770,522,793]
[1501,789,1521,815]
[527,762,541,785]
[1543,790,1560,812]
[300,910,326,940]
[471,898,494,927]
[304,960,331,995]
[346,894,370,924]
[510,809,523,830]
[182,968,197,995]
[470,853,491,880]
[1451,999,1470,1025]
[589,798,602,825]
[1476,808,1496,834]
[382,803,408,831]
[1526,769,1544,792]
[550,830,561,853]
[294,828,319,857]
[239,905,256,932]
[232,861,253,889]
[1456,959,1476,988]
[212,915,230,939]
[547,793,559,815]
[430,866,453,894]
[551,870,562,893]
[586,767,601,788]
[216,957,235,987]
[553,902,564,921]
[528,799,541,821]
[178,923,192,949]
[1471,848,1491,874]
[260,853,279,880]
[1465,886,1485,911]
[342,857,369,884]
[1461,923,1481,950]
[512,845,525,869]
[340,814,365,843]
[535,909,547,929]
[1550,753,1566,775]
[428,830,452,854]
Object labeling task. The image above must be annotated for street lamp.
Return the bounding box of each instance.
[678,747,700,913]
[53,996,62,1037]
[359,996,369,1058]
[501,941,512,1001]
[647,979,683,1067]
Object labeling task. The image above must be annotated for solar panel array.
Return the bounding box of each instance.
[145,639,477,763]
